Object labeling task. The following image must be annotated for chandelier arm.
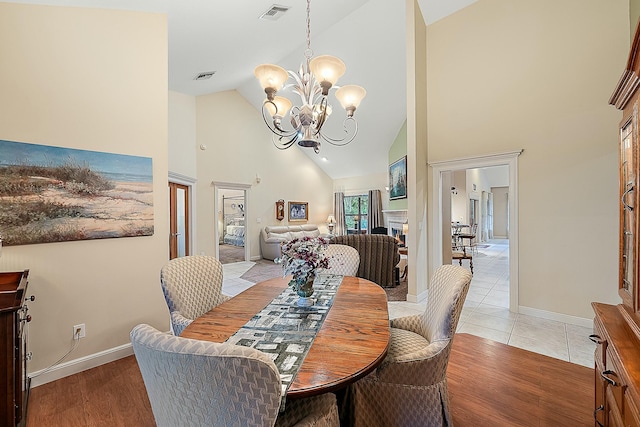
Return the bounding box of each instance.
[260,103,299,138]
[318,117,359,146]
[314,97,329,131]
[272,133,299,150]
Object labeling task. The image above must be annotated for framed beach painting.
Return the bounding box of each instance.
[389,156,407,200]
[288,201,308,222]
[0,139,154,246]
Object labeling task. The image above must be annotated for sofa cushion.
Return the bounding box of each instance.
[265,232,290,242]
[290,231,305,239]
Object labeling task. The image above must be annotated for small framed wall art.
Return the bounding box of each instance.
[288,201,308,221]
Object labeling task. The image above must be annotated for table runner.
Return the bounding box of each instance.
[225,274,343,403]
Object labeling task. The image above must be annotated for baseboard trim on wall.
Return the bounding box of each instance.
[250,255,262,261]
[518,305,592,329]
[29,342,134,388]
[407,289,428,303]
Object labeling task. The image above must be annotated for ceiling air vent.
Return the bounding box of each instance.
[259,5,290,21]
[194,71,216,81]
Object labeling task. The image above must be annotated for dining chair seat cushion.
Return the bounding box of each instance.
[385,327,430,362]
[274,393,339,427]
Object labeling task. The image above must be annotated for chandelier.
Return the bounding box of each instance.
[254,0,366,154]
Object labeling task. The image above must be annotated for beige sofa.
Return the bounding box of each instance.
[260,224,330,260]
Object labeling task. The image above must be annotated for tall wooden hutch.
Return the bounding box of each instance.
[592,18,640,427]
[0,270,31,426]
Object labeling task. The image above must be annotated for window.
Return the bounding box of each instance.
[344,194,368,234]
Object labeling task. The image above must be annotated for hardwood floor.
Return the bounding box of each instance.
[26,333,593,426]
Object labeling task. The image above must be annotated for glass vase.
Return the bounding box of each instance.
[295,272,316,307]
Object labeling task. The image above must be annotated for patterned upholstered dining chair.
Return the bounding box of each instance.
[131,324,340,427]
[321,244,360,276]
[160,255,230,336]
[344,264,473,427]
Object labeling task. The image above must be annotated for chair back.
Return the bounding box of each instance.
[420,264,472,342]
[322,244,360,276]
[160,255,225,320]
[330,234,400,287]
[131,324,281,427]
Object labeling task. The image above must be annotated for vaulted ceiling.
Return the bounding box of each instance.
[8,0,477,178]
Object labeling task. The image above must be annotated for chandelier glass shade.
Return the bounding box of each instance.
[254,0,366,154]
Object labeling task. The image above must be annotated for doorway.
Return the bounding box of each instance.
[213,182,251,264]
[430,150,521,312]
[168,173,196,260]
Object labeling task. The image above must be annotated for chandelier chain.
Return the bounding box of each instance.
[305,0,312,59]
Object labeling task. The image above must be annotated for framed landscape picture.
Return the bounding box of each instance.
[288,201,308,221]
[389,156,407,200]
[0,139,154,246]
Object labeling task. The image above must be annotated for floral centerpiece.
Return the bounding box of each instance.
[275,236,330,304]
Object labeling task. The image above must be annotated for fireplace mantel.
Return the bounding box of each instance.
[383,210,407,237]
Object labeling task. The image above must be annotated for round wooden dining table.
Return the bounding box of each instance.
[181,275,390,399]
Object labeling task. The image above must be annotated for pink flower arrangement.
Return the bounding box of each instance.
[275,236,330,289]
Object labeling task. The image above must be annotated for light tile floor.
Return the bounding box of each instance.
[222,240,596,368]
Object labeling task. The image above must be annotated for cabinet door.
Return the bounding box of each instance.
[620,116,638,311]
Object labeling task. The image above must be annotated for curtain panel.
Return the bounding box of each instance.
[334,192,346,236]
[367,189,383,233]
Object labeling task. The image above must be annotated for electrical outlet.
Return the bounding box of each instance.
[73,323,85,340]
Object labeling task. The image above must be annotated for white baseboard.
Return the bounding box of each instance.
[29,343,134,388]
[518,305,593,329]
[407,289,428,303]
[250,255,262,261]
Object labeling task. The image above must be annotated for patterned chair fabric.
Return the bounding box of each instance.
[330,234,400,287]
[131,324,340,427]
[160,255,230,336]
[344,264,473,427]
[320,244,360,276]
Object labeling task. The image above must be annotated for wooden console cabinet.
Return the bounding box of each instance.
[0,270,31,426]
[593,18,640,427]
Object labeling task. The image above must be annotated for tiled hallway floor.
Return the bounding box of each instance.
[223,239,596,368]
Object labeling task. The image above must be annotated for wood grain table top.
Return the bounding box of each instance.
[182,275,390,399]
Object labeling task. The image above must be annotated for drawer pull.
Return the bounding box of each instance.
[601,369,618,386]
[589,334,604,345]
[594,405,605,427]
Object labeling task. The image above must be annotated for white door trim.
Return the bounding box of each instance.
[212,181,252,262]
[169,171,197,257]
[429,150,522,312]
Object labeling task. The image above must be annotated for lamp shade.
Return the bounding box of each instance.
[335,85,366,111]
[309,55,346,87]
[265,96,292,118]
[327,214,336,224]
[402,223,409,235]
[254,64,289,92]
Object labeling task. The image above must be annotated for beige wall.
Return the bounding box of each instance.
[169,91,197,178]
[334,172,388,199]
[426,0,625,318]
[0,3,169,373]
[195,90,334,259]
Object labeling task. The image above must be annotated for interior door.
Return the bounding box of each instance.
[169,182,190,259]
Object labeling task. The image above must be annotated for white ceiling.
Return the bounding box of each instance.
[7,0,477,179]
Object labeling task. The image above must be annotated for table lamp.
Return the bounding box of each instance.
[327,214,336,234]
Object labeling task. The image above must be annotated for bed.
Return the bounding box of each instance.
[223,225,245,246]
